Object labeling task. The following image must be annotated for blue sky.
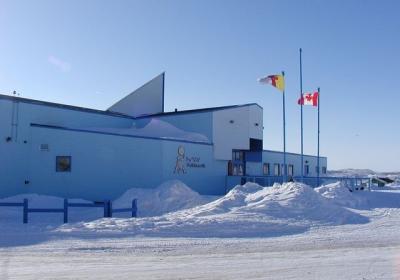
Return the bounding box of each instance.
[0,0,399,171]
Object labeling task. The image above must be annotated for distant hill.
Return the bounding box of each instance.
[328,169,400,180]
[327,169,376,178]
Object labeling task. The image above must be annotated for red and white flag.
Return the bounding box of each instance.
[298,92,319,106]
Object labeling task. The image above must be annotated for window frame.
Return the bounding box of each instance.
[274,163,281,176]
[263,163,270,175]
[288,164,294,176]
[233,151,244,161]
[56,156,72,173]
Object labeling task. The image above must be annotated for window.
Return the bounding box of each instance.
[304,164,309,175]
[288,164,294,176]
[274,163,281,176]
[228,161,233,176]
[315,166,319,174]
[56,156,71,172]
[238,164,244,176]
[232,151,244,161]
[322,167,327,174]
[263,163,270,175]
[231,163,244,176]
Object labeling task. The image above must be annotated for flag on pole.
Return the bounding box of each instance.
[258,74,285,92]
[298,92,319,106]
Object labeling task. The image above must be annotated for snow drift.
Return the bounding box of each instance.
[85,118,210,143]
[113,180,215,217]
[315,182,369,209]
[316,181,400,209]
[60,182,368,238]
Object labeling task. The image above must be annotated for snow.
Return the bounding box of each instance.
[328,168,400,180]
[85,118,210,143]
[2,180,400,279]
[113,180,216,217]
[59,182,367,237]
[315,182,369,209]
[327,168,376,177]
[0,194,105,228]
[316,181,400,209]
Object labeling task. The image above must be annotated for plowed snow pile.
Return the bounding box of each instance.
[316,181,400,209]
[315,182,369,209]
[113,180,215,217]
[61,182,368,238]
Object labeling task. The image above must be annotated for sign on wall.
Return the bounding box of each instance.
[173,145,205,174]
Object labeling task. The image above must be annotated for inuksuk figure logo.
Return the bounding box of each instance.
[174,145,186,174]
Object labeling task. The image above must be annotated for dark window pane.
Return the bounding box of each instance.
[263,163,270,175]
[56,156,71,172]
[288,164,294,176]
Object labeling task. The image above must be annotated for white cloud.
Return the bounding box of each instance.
[48,55,71,72]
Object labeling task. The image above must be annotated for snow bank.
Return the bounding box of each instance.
[0,193,89,208]
[315,182,369,209]
[196,182,366,224]
[0,181,213,226]
[113,180,215,217]
[316,182,400,209]
[85,118,210,143]
[327,169,375,178]
[60,182,368,238]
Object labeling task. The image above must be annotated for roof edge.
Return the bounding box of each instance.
[263,149,327,159]
[0,94,135,119]
[30,123,213,146]
[134,103,263,119]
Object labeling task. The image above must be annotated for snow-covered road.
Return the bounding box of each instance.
[2,207,400,280]
[1,234,399,279]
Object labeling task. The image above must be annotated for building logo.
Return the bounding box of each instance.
[174,146,186,174]
[173,145,206,174]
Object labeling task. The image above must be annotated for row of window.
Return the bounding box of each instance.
[57,155,327,177]
[263,163,326,176]
[263,163,294,176]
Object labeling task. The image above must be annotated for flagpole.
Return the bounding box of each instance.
[299,48,304,182]
[317,87,320,187]
[282,71,287,183]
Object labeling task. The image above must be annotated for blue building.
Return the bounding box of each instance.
[0,74,327,200]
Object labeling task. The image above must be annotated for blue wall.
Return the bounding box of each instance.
[161,141,227,195]
[262,150,327,177]
[24,125,225,200]
[0,97,328,201]
[0,97,228,200]
[0,98,135,199]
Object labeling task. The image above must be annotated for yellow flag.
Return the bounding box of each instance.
[258,74,285,92]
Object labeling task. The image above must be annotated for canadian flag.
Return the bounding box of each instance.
[298,92,319,106]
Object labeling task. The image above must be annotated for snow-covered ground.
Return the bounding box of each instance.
[328,168,400,181]
[1,180,400,279]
